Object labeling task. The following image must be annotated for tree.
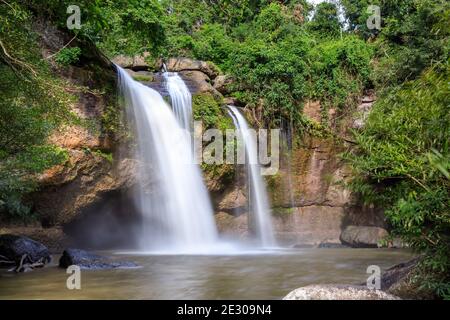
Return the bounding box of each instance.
[309,2,342,38]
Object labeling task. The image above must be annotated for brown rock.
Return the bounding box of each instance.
[215,212,249,238]
[34,155,139,225]
[340,225,389,248]
[179,70,222,99]
[303,100,321,123]
[217,188,247,212]
[273,206,346,246]
[213,75,233,94]
[112,55,134,69]
[166,57,219,79]
[112,52,152,70]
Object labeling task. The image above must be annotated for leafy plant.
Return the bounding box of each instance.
[55,47,81,66]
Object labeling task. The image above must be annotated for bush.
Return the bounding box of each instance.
[55,47,81,66]
[345,66,450,298]
[192,93,231,131]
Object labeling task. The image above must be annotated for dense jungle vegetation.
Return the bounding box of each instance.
[0,0,448,297]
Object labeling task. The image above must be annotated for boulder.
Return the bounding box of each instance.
[179,70,222,99]
[340,225,389,248]
[223,97,241,106]
[112,52,154,71]
[112,54,134,69]
[166,57,219,79]
[213,75,233,94]
[283,284,400,300]
[59,248,138,270]
[0,234,51,272]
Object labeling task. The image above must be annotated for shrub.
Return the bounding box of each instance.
[55,47,81,66]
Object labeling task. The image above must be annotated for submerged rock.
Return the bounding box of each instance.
[283,284,400,300]
[58,249,138,270]
[317,242,349,248]
[340,225,389,248]
[0,234,51,272]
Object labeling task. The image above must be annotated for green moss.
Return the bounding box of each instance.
[132,74,154,82]
[101,102,127,140]
[94,150,113,163]
[272,207,295,217]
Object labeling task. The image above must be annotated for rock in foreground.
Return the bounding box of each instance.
[0,234,51,272]
[283,284,400,300]
[59,249,138,270]
[340,225,389,248]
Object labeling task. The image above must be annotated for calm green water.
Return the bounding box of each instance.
[0,248,413,299]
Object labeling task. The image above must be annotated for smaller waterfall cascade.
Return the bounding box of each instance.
[227,106,276,247]
[164,72,192,131]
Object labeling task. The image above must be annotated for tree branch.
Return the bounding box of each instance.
[0,39,37,77]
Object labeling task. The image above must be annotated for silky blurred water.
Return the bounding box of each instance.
[0,248,414,300]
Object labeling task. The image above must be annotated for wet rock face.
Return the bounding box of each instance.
[340,225,389,248]
[273,206,346,246]
[59,248,138,270]
[215,212,249,239]
[283,284,400,300]
[0,235,51,272]
[35,155,139,227]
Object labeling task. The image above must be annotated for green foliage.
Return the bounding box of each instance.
[342,0,450,87]
[192,93,232,130]
[93,150,113,164]
[0,1,75,220]
[21,0,165,57]
[97,0,165,56]
[226,34,309,127]
[55,47,81,66]
[307,36,373,110]
[345,66,450,298]
[309,2,342,38]
[192,24,234,65]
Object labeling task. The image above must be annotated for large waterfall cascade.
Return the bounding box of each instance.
[227,106,276,247]
[117,66,218,253]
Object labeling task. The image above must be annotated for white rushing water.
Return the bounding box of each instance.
[117,66,218,253]
[164,72,192,131]
[227,106,276,247]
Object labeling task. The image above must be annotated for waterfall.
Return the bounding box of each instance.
[164,72,192,131]
[117,66,218,253]
[227,106,276,247]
